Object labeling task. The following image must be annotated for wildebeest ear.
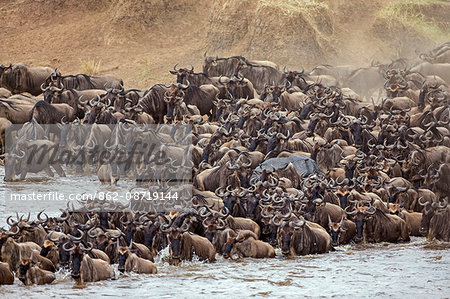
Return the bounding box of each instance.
[169,71,177,75]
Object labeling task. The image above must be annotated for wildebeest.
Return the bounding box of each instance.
[0,98,36,124]
[1,237,41,271]
[5,139,66,181]
[346,204,410,243]
[43,86,105,119]
[419,198,449,242]
[64,242,115,283]
[18,257,56,285]
[223,230,274,259]
[164,223,216,264]
[29,100,77,124]
[138,84,169,123]
[277,217,331,256]
[42,69,123,91]
[0,262,14,285]
[203,55,281,93]
[0,63,53,95]
[117,244,157,274]
[164,81,218,122]
[409,63,450,83]
[328,216,356,246]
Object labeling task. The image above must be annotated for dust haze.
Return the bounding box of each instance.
[0,0,448,88]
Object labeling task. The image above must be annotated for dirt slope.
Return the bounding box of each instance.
[0,0,448,89]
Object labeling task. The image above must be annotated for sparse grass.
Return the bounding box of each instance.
[135,58,162,84]
[79,58,102,75]
[377,0,449,40]
[259,0,328,14]
[34,61,49,67]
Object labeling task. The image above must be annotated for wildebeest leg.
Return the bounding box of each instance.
[52,163,66,177]
[43,166,55,177]
[19,170,28,180]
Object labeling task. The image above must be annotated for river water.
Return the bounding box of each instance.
[0,168,449,298]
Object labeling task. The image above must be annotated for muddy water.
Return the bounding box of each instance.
[0,168,449,298]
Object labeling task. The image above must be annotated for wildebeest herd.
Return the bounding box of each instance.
[0,42,449,287]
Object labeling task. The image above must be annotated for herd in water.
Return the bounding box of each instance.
[0,42,449,286]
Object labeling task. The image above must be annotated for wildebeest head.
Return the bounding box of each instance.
[47,232,71,266]
[202,216,226,243]
[328,215,345,246]
[162,219,190,262]
[223,231,243,259]
[281,67,307,89]
[120,215,137,246]
[169,64,194,84]
[218,74,248,99]
[384,80,408,98]
[277,218,305,255]
[3,147,25,182]
[40,240,55,257]
[260,83,285,104]
[0,63,14,90]
[345,202,376,241]
[43,68,63,89]
[164,82,190,123]
[18,258,31,284]
[419,197,447,235]
[64,241,93,279]
[117,247,130,273]
[42,85,64,103]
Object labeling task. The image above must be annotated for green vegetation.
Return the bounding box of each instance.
[376,0,449,40]
[79,58,102,75]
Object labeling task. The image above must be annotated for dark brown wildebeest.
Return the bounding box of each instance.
[30,100,77,124]
[0,262,14,285]
[64,241,115,283]
[0,98,36,124]
[422,163,450,199]
[138,84,169,124]
[18,257,56,285]
[42,69,123,91]
[1,237,41,271]
[117,244,157,274]
[277,217,332,256]
[0,63,53,95]
[194,162,241,192]
[309,200,346,230]
[419,197,449,242]
[164,81,218,122]
[42,86,105,119]
[203,55,281,93]
[163,222,216,265]
[346,203,410,243]
[218,74,256,100]
[328,216,356,246]
[223,230,275,259]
